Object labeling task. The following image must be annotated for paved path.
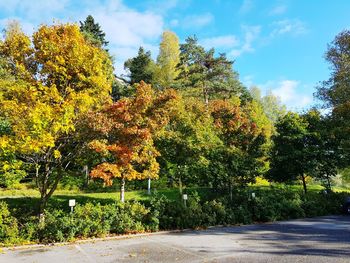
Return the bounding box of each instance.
[2,215,350,263]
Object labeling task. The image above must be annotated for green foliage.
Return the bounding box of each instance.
[0,187,348,245]
[176,36,249,104]
[267,112,313,192]
[249,86,286,124]
[36,201,157,243]
[154,31,180,89]
[0,202,21,246]
[80,15,108,47]
[316,30,350,166]
[124,47,155,84]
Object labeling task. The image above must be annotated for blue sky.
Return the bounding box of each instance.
[1,0,350,110]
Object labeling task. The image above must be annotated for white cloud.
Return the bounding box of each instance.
[270,19,307,37]
[0,0,165,76]
[94,11,163,48]
[0,0,70,21]
[229,25,261,57]
[201,35,239,49]
[182,13,214,28]
[260,80,312,110]
[170,19,179,27]
[239,0,254,14]
[269,4,287,15]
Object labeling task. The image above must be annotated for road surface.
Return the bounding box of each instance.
[2,215,350,262]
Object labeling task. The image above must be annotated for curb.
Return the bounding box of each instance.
[2,228,193,251]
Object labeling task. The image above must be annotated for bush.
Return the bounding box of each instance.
[0,202,21,245]
[0,188,348,246]
[35,201,158,243]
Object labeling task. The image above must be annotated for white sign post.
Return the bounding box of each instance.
[69,199,76,213]
[251,192,256,199]
[183,194,188,207]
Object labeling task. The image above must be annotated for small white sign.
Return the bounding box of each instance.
[69,199,76,207]
[183,194,188,200]
[251,192,256,199]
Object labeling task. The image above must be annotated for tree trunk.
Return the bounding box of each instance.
[179,174,183,195]
[326,174,331,191]
[301,174,307,194]
[39,194,48,222]
[204,89,209,108]
[229,182,233,201]
[147,178,151,195]
[84,165,89,187]
[120,177,125,203]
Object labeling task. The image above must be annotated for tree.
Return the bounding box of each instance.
[124,47,155,85]
[208,98,271,194]
[267,112,319,193]
[80,15,108,47]
[317,30,350,163]
[155,95,221,191]
[304,110,343,191]
[176,36,248,105]
[154,31,180,89]
[249,86,286,124]
[88,82,176,202]
[0,22,113,214]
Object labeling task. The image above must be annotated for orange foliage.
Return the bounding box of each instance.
[89,81,177,185]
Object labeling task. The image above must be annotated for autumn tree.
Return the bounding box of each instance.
[0,22,113,214]
[88,82,176,202]
[208,98,271,194]
[124,47,155,85]
[80,15,108,48]
[154,31,180,89]
[0,56,26,187]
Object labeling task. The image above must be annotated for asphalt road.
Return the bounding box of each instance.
[2,215,350,263]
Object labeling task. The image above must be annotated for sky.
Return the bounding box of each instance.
[0,0,350,110]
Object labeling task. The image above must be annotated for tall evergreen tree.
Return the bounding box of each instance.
[176,36,249,105]
[124,47,155,84]
[80,15,108,47]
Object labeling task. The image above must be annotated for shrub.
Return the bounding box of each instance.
[0,202,21,245]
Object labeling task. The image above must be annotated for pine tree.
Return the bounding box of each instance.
[124,47,155,84]
[80,15,108,47]
[176,36,249,105]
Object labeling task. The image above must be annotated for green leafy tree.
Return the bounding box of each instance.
[124,47,155,85]
[304,110,343,191]
[267,112,319,193]
[155,95,221,191]
[317,30,350,162]
[250,86,286,124]
[80,15,108,47]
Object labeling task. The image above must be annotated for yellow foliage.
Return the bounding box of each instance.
[0,23,114,156]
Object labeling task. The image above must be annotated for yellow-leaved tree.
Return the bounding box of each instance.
[0,22,113,215]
